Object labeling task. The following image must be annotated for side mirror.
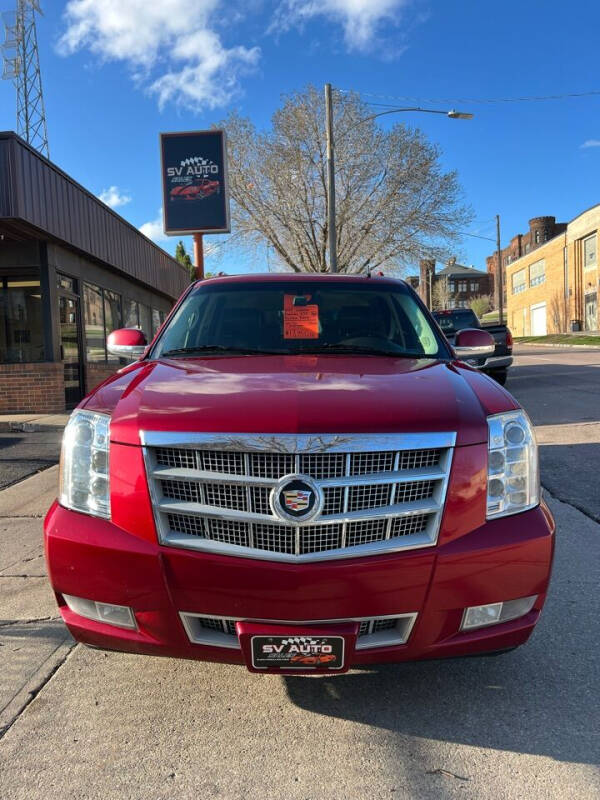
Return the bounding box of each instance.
[454,328,495,359]
[107,328,148,360]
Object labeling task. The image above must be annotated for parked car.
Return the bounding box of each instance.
[45,275,554,675]
[433,308,513,385]
[170,178,220,200]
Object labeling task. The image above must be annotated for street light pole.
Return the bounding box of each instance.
[323,85,473,275]
[325,83,337,273]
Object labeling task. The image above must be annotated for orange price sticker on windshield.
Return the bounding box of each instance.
[283,294,319,339]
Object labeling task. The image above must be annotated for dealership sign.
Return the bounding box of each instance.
[160,130,230,235]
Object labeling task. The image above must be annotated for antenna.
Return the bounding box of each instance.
[2,0,49,158]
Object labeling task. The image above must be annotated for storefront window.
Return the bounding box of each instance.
[124,298,139,328]
[139,304,152,340]
[0,278,44,362]
[152,308,161,337]
[83,283,105,361]
[104,290,122,362]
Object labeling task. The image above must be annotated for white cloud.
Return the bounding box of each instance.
[139,210,168,242]
[58,0,260,110]
[272,0,408,51]
[98,185,132,209]
[581,139,600,149]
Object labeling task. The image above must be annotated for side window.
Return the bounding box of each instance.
[394,296,438,355]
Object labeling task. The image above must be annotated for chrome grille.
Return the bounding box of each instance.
[200,450,245,475]
[165,515,430,554]
[180,612,418,650]
[249,452,295,479]
[253,524,295,555]
[346,518,388,546]
[322,486,345,515]
[144,432,455,563]
[348,483,392,511]
[301,452,347,479]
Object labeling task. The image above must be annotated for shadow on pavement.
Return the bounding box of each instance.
[285,493,598,767]
[507,362,600,427]
[539,442,600,520]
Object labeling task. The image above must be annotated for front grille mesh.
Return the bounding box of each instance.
[191,614,413,646]
[167,512,431,554]
[154,446,442,479]
[150,438,450,560]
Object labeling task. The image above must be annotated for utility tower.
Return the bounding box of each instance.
[2,0,49,158]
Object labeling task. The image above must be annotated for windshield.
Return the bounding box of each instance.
[152,281,449,359]
[433,309,478,333]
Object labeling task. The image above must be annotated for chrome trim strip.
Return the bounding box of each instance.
[148,465,447,487]
[163,529,435,563]
[455,345,495,356]
[156,497,440,527]
[179,611,418,650]
[141,431,457,452]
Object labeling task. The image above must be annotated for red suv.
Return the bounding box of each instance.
[45,275,554,674]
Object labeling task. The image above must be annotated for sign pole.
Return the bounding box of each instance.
[193,233,205,280]
[324,83,337,274]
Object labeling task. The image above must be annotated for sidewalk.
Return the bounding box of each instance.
[0,413,70,432]
[0,466,75,738]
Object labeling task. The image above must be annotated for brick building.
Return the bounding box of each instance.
[0,132,189,413]
[408,258,492,310]
[505,204,599,336]
[486,216,567,311]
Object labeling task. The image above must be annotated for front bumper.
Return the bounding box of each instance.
[466,355,513,371]
[44,501,555,668]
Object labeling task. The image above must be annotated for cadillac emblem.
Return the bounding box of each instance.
[271,475,322,523]
[283,489,312,512]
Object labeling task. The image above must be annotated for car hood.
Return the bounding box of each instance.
[84,355,518,447]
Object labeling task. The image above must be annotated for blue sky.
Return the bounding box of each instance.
[1,0,599,276]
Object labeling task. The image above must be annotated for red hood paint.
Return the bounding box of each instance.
[83,355,518,448]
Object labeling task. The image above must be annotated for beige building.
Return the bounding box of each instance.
[506,204,599,336]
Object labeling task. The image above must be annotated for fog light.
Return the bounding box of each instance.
[63,594,136,630]
[461,595,537,631]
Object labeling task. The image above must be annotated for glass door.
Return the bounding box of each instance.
[58,292,85,408]
[585,292,597,332]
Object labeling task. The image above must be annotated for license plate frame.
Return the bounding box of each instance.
[250,634,345,671]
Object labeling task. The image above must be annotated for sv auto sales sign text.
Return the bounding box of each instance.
[160,130,230,234]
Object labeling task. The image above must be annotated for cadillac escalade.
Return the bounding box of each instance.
[44,274,554,674]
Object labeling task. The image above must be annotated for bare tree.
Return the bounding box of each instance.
[219,87,472,274]
[432,277,451,310]
[470,294,491,318]
[549,292,567,333]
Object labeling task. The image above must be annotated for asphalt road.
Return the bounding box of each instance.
[508,344,600,520]
[0,431,63,490]
[0,345,599,800]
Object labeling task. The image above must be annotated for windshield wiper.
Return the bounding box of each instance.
[294,344,439,358]
[160,345,285,357]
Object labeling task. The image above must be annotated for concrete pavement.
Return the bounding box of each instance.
[0,467,75,740]
[509,344,600,520]
[0,489,597,800]
[0,348,599,799]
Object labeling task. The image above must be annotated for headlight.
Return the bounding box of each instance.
[60,410,111,519]
[486,410,539,519]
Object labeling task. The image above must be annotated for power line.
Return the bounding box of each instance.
[342,89,600,106]
[455,230,496,242]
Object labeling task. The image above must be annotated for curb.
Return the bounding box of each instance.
[0,422,66,433]
[514,342,600,350]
